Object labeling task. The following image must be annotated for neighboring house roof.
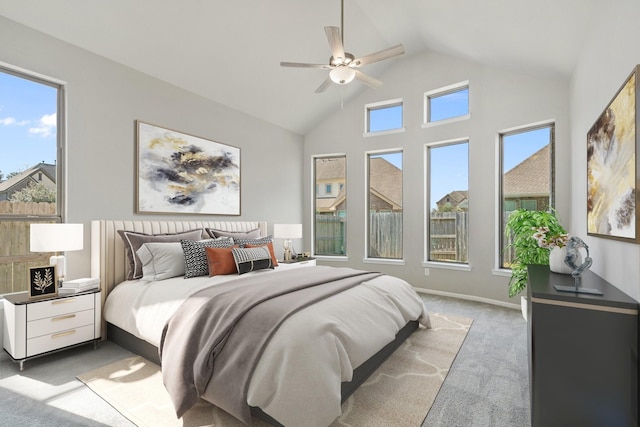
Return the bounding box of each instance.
[0,163,56,199]
[368,157,402,210]
[503,145,550,197]
[436,190,468,208]
[315,157,402,212]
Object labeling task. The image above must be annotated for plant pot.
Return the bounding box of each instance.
[549,246,574,274]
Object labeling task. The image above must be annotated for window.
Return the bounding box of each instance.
[365,99,403,134]
[367,151,402,260]
[313,156,346,256]
[424,81,470,124]
[427,139,469,264]
[500,123,554,268]
[0,65,64,295]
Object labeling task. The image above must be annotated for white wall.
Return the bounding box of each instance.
[304,50,571,305]
[0,16,305,280]
[570,0,640,301]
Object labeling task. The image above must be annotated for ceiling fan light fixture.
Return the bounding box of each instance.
[330,65,355,85]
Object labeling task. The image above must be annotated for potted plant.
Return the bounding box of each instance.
[505,209,567,298]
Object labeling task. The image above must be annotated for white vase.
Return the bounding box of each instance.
[549,246,573,274]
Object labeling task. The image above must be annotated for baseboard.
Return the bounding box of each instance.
[414,287,520,310]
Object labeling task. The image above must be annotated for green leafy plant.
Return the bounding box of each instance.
[505,209,566,297]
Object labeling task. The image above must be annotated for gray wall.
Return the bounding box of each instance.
[570,0,640,301]
[304,50,571,305]
[0,16,304,280]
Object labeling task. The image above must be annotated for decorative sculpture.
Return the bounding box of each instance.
[554,236,602,295]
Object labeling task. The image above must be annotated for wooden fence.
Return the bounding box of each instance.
[429,212,468,262]
[315,215,346,255]
[0,202,56,295]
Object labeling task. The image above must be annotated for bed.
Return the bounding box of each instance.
[91,220,430,426]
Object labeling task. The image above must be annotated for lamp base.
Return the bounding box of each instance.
[49,254,66,284]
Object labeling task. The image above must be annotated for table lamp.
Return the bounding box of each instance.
[273,224,302,261]
[30,223,84,283]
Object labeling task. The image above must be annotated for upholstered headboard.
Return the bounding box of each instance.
[90,220,267,316]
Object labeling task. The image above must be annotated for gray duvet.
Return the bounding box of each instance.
[159,266,382,424]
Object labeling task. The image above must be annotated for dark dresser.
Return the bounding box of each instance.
[527,264,638,427]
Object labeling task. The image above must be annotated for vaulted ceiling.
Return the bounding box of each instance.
[0,0,597,135]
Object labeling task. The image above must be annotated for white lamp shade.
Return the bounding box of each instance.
[30,223,84,253]
[330,66,356,85]
[273,224,302,239]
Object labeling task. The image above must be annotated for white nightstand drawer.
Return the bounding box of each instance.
[26,309,94,339]
[27,324,95,357]
[277,259,317,270]
[26,293,94,321]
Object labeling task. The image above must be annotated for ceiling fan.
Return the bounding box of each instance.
[280,0,405,93]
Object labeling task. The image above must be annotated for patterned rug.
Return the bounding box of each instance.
[77,313,472,427]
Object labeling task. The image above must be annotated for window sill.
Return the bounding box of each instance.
[422,261,471,271]
[363,258,405,266]
[313,255,349,262]
[363,127,406,138]
[422,113,471,128]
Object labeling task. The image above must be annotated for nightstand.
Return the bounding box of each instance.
[2,289,101,371]
[276,258,317,270]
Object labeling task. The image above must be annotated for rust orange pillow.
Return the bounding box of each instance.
[205,245,239,276]
[244,242,278,267]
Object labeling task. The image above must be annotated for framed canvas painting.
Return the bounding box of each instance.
[136,121,241,215]
[587,65,640,243]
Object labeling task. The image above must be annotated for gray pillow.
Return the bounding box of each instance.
[233,235,273,247]
[181,238,234,278]
[232,246,274,275]
[137,242,185,281]
[205,228,261,240]
[118,229,204,280]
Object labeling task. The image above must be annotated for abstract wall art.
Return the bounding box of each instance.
[136,121,240,215]
[587,66,639,243]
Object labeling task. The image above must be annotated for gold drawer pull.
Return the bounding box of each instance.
[52,299,75,305]
[52,330,76,339]
[52,314,76,322]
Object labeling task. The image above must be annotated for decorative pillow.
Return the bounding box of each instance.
[118,229,203,280]
[205,228,261,240]
[233,235,273,247]
[136,242,185,281]
[205,246,239,276]
[181,238,234,278]
[244,242,278,267]
[232,246,274,275]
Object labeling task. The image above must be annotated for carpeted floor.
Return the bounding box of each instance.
[0,294,530,426]
[77,313,471,427]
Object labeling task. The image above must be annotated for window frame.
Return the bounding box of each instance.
[312,154,348,260]
[423,137,472,271]
[0,62,66,297]
[495,121,555,273]
[423,80,470,127]
[364,148,405,265]
[0,62,66,221]
[363,98,405,137]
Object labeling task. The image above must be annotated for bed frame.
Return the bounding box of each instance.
[91,219,418,425]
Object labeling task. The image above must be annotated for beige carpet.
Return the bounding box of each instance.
[77,313,472,427]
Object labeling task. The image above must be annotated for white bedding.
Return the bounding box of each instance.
[104,266,430,426]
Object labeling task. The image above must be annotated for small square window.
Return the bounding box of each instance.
[325,184,332,194]
[365,99,403,134]
[425,82,469,124]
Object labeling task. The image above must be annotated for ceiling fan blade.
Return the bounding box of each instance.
[352,44,405,67]
[315,77,333,93]
[354,70,383,88]
[325,26,345,60]
[280,62,331,69]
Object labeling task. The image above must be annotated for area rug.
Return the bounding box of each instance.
[77,313,472,427]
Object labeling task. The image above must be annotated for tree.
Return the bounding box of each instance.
[9,182,56,203]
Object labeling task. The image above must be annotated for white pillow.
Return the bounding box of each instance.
[136,242,185,281]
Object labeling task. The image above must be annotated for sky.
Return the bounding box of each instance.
[0,71,57,179]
